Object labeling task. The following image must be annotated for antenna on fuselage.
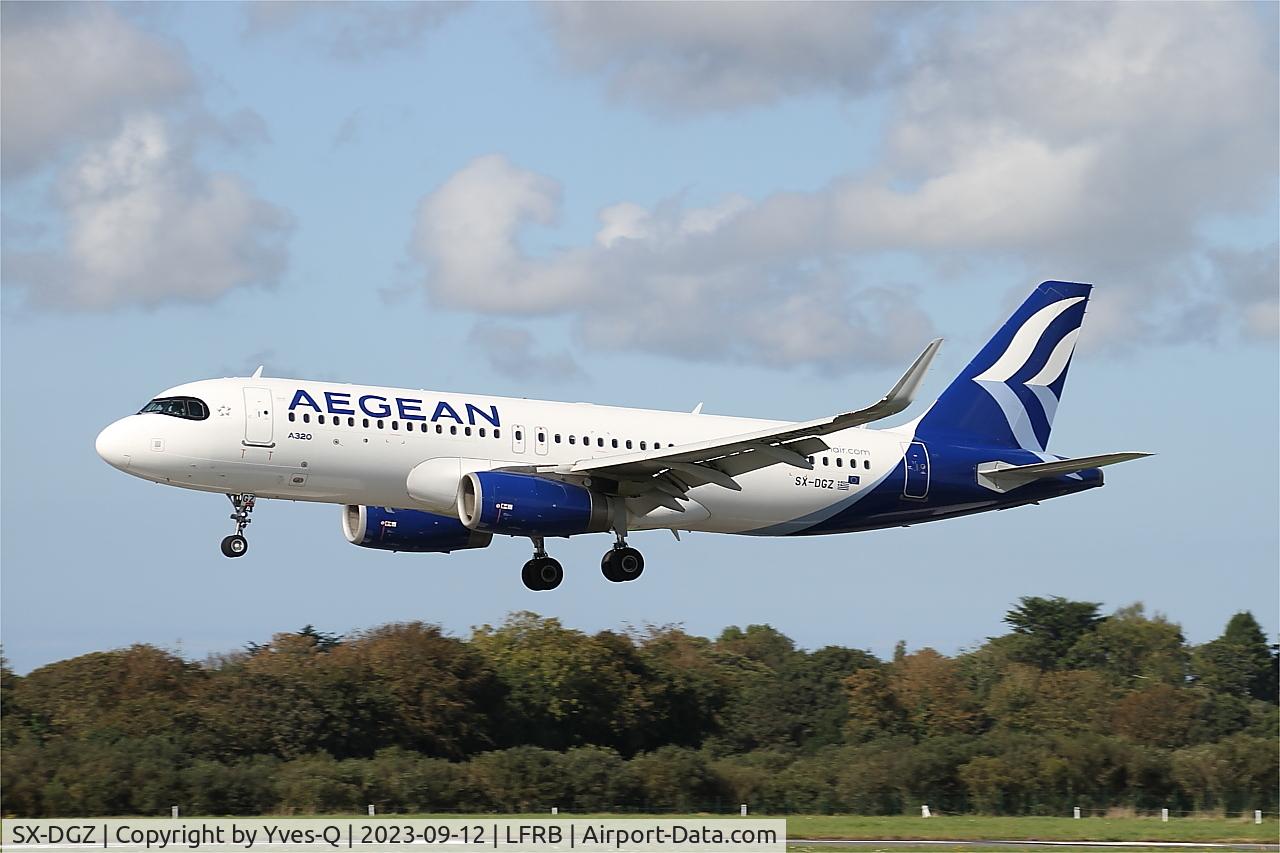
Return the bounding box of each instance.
[691,402,704,415]
[251,365,264,379]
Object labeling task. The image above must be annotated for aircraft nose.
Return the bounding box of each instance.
[95,419,133,470]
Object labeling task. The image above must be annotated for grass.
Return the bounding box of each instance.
[387,814,1277,845]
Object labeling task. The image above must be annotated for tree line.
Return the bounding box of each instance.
[2,598,1275,816]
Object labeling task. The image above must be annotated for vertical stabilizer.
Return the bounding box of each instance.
[915,281,1091,451]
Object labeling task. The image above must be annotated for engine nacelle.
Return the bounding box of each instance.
[457,471,615,537]
[406,457,491,514]
[343,505,492,553]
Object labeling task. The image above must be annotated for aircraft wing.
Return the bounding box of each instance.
[569,339,943,493]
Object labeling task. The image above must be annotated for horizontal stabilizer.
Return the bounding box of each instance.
[978,452,1152,493]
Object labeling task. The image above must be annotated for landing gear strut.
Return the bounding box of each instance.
[220,493,256,558]
[521,537,563,591]
[601,531,644,583]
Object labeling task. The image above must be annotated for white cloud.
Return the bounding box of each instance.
[0,3,193,178]
[543,2,1279,345]
[6,115,292,310]
[1,5,292,310]
[410,156,937,373]
[545,2,921,112]
[467,323,586,382]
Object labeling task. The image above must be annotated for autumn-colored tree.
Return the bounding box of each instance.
[889,648,983,738]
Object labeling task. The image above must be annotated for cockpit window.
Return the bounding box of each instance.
[138,396,209,420]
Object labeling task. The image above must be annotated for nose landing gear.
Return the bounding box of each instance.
[220,493,256,558]
[521,538,563,590]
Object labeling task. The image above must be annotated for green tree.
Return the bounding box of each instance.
[471,613,648,751]
[1002,596,1103,670]
[1191,612,1278,702]
[1067,603,1189,684]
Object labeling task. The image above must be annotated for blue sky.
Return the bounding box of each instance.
[2,2,1277,674]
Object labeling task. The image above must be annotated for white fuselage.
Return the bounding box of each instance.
[95,376,912,537]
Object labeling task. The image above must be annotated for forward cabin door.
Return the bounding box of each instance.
[243,387,275,447]
[901,441,929,499]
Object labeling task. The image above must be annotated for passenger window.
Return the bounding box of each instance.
[349,417,355,427]
[612,439,618,448]
[436,424,443,434]
[597,438,604,448]
[515,429,523,441]
[377,420,384,429]
[303,413,311,423]
[569,435,576,444]
[319,415,326,425]
[537,431,545,442]
[864,459,871,469]
[465,426,472,436]
[420,423,427,432]
[555,434,562,443]
[626,440,633,449]
[479,428,486,437]
[836,458,843,467]
[822,457,829,466]
[640,441,647,450]
[392,421,399,430]
[450,425,458,435]
[288,412,296,422]
[363,418,370,428]
[494,429,501,439]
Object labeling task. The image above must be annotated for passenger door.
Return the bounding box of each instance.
[901,441,929,499]
[243,387,274,447]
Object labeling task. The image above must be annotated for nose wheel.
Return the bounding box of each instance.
[521,537,563,590]
[221,493,256,558]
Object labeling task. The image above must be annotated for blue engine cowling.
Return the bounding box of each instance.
[457,471,615,537]
[343,505,492,553]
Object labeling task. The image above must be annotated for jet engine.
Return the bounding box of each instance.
[456,471,617,536]
[342,505,492,553]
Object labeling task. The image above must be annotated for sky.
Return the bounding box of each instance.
[1,1,1277,675]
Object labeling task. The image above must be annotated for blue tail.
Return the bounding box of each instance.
[916,281,1092,451]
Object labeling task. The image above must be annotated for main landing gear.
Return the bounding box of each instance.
[521,537,564,591]
[601,532,644,583]
[220,493,256,558]
[519,534,646,590]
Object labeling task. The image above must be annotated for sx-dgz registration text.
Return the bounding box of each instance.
[795,476,838,489]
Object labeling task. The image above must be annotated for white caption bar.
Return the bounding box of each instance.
[2,820,786,853]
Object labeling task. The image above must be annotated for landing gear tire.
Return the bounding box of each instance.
[221,534,248,558]
[222,493,256,558]
[522,557,563,591]
[601,546,644,582]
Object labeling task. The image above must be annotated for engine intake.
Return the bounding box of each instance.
[343,505,492,553]
[457,471,615,536]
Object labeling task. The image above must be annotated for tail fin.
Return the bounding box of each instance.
[916,281,1091,451]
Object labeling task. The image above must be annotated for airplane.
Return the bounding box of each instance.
[95,281,1150,591]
